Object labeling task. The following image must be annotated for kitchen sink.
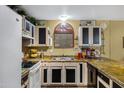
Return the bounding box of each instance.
[52,57,74,61]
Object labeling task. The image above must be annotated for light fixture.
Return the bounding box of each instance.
[59,15,70,21]
[61,22,66,26]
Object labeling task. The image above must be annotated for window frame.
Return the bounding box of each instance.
[54,23,74,48]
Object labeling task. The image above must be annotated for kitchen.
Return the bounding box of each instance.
[0,5,124,88]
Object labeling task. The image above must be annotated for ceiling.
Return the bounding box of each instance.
[21,5,124,20]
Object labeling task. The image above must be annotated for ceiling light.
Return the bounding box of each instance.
[59,15,70,21]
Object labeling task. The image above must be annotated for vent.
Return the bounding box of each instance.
[80,20,96,26]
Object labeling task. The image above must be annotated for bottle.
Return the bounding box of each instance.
[86,48,91,58]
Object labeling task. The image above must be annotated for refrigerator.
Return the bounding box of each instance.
[0,6,22,87]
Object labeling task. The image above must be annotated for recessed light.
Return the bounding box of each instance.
[59,15,70,21]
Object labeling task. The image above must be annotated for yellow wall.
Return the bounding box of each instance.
[45,20,80,56]
[110,21,124,61]
[35,20,124,61]
[96,21,124,61]
[96,21,111,58]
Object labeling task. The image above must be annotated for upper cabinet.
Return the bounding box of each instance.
[22,16,35,41]
[78,26,101,47]
[35,26,52,46]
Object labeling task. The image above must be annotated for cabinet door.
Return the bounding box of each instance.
[87,63,97,87]
[97,77,109,88]
[82,27,90,46]
[66,69,75,83]
[99,81,106,88]
[80,64,83,83]
[113,81,122,88]
[43,69,47,83]
[0,6,22,87]
[92,27,101,46]
[25,20,30,31]
[39,28,46,44]
[52,69,61,83]
[31,25,35,44]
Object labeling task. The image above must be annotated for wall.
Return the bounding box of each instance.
[45,20,80,56]
[96,21,124,61]
[110,21,124,61]
[35,20,124,61]
[96,21,111,58]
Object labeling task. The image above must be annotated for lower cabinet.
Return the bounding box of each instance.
[43,69,47,83]
[52,69,61,83]
[66,69,75,83]
[99,81,106,88]
[41,62,123,88]
[41,62,84,87]
[87,63,97,87]
[112,81,122,88]
[97,75,110,88]
[97,71,123,88]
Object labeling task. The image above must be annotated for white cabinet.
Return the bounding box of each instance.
[35,26,52,46]
[31,24,35,44]
[78,26,101,47]
[48,35,52,47]
[0,6,22,87]
[41,62,84,87]
[97,71,123,88]
[97,71,110,88]
[22,16,35,41]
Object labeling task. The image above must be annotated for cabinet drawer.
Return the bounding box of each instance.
[98,72,109,85]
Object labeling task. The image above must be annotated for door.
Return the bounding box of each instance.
[0,6,22,87]
[97,76,109,88]
[66,69,75,83]
[82,27,90,46]
[92,27,101,46]
[113,81,122,88]
[39,28,46,44]
[31,25,35,44]
[43,69,47,83]
[87,63,97,87]
[52,69,61,83]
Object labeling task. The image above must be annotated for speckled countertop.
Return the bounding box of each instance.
[21,68,29,79]
[26,58,88,62]
[25,57,124,87]
[87,58,124,87]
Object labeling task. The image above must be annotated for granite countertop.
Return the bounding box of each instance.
[25,58,88,62]
[21,68,29,79]
[25,57,124,87]
[87,58,124,87]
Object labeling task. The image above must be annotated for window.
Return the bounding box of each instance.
[54,23,74,48]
